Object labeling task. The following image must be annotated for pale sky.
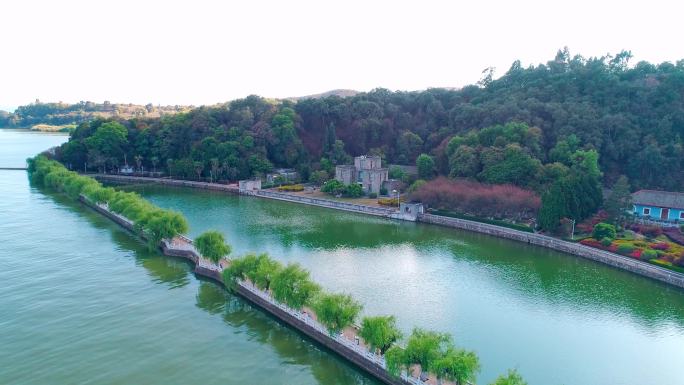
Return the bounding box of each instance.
[1,0,683,111]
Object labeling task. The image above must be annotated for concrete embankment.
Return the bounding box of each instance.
[419,213,684,289]
[79,195,412,385]
[91,174,684,290]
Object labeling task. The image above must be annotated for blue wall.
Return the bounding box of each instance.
[633,204,684,221]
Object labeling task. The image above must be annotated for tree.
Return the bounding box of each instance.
[270,263,321,310]
[195,230,231,263]
[449,145,480,178]
[311,292,363,335]
[385,345,411,378]
[252,254,283,291]
[84,121,128,172]
[359,315,402,354]
[151,156,159,173]
[432,347,480,385]
[592,222,616,241]
[416,154,435,179]
[404,328,452,376]
[605,175,631,225]
[143,210,189,246]
[490,369,527,385]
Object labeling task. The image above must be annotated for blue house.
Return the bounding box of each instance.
[632,190,684,226]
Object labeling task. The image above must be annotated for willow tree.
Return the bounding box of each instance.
[490,369,527,385]
[432,347,480,385]
[195,230,231,263]
[250,254,283,291]
[311,292,362,335]
[359,315,402,355]
[270,263,320,310]
[404,328,453,378]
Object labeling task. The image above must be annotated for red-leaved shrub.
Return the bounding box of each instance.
[410,177,540,219]
[649,242,670,251]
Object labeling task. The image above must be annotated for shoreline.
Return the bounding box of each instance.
[92,173,684,290]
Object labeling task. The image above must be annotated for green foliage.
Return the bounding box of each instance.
[416,154,435,179]
[321,179,364,197]
[309,170,329,185]
[538,172,603,231]
[251,254,283,291]
[345,182,364,198]
[28,155,189,247]
[311,292,363,334]
[359,315,402,354]
[195,231,231,263]
[384,345,410,377]
[490,369,528,385]
[432,347,481,385]
[601,237,613,247]
[389,166,407,180]
[605,175,632,225]
[617,244,635,255]
[270,263,321,310]
[593,222,617,241]
[641,249,658,261]
[368,192,378,199]
[408,179,426,194]
[321,179,345,195]
[404,328,452,374]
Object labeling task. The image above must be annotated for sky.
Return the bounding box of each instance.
[1,0,683,111]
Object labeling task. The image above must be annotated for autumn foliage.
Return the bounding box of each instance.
[410,177,540,219]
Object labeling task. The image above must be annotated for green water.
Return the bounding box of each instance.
[127,185,684,385]
[3,130,684,385]
[0,131,379,385]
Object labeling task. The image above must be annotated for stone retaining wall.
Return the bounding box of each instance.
[92,174,240,193]
[257,190,395,217]
[419,213,684,289]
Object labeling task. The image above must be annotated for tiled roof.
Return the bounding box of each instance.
[632,190,684,210]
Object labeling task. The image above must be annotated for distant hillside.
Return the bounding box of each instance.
[0,100,192,128]
[287,89,359,101]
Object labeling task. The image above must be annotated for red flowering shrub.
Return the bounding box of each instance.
[640,225,663,238]
[410,177,541,219]
[649,242,670,251]
[661,254,676,263]
[580,238,605,249]
[674,257,684,267]
[630,249,643,259]
[576,211,609,234]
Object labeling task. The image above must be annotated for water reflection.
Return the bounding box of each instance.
[38,185,380,385]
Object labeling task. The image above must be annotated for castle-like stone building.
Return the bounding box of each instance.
[335,155,388,194]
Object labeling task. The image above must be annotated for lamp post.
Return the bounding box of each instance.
[392,189,399,208]
[571,218,576,240]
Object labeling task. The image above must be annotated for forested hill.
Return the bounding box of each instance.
[56,50,684,192]
[0,100,191,128]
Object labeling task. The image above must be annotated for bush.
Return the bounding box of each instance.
[379,187,388,196]
[617,244,635,255]
[649,242,670,251]
[674,257,684,267]
[641,225,663,238]
[378,197,399,207]
[277,184,304,192]
[592,222,616,241]
[641,249,658,261]
[344,183,363,198]
[368,192,377,199]
[321,179,345,195]
[601,237,613,247]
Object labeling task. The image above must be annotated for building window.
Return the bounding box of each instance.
[643,207,651,216]
[680,211,684,220]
